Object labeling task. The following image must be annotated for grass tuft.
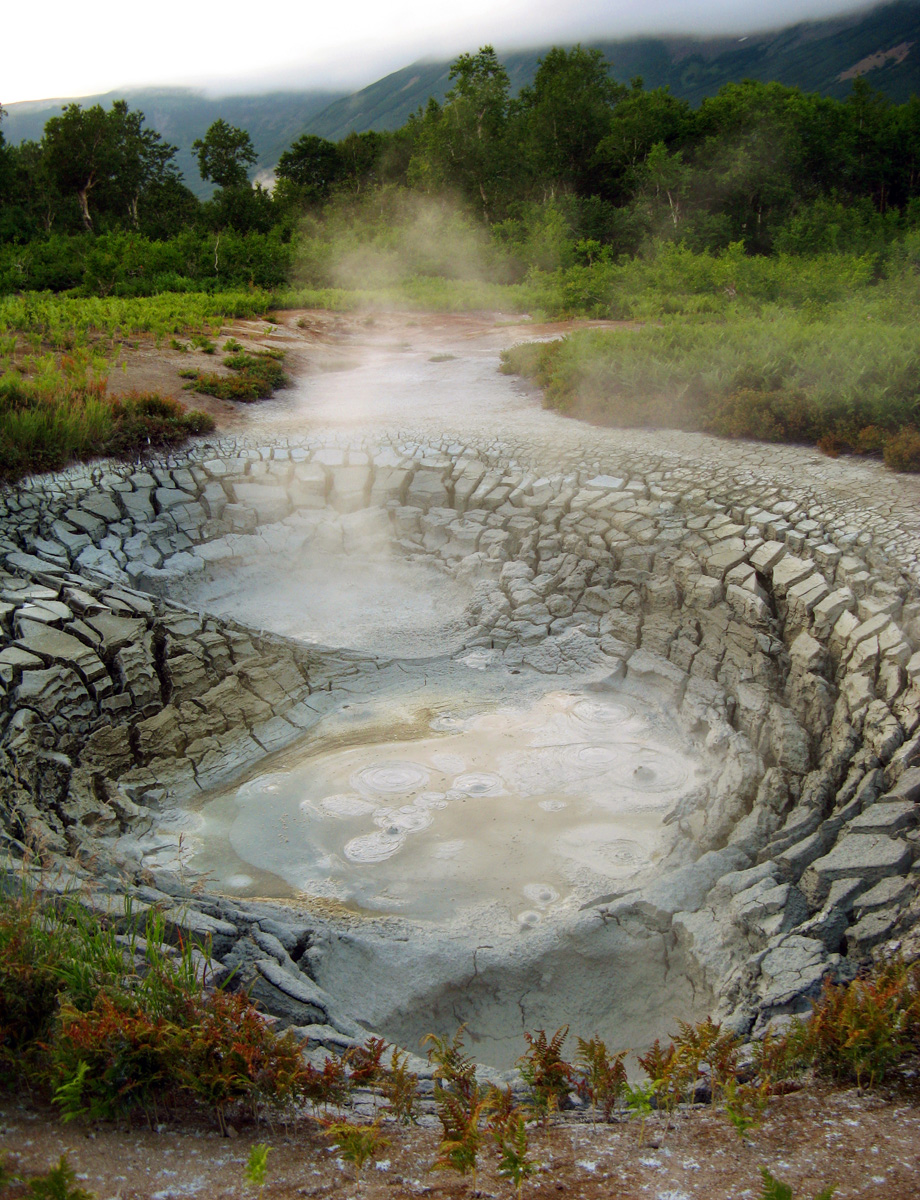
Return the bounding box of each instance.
[0,379,214,483]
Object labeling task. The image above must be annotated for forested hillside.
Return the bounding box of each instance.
[5,0,920,190]
[3,30,920,473]
[2,44,918,275]
[310,0,920,140]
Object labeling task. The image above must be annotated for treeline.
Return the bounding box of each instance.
[2,46,920,296]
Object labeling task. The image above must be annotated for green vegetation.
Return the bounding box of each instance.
[760,1169,838,1200]
[0,378,214,483]
[494,1110,539,1199]
[3,45,920,478]
[243,1144,270,1200]
[0,290,289,479]
[0,1154,94,1200]
[501,243,920,466]
[0,290,275,348]
[517,1026,574,1122]
[3,884,911,1193]
[5,59,920,276]
[324,1121,390,1184]
[0,887,304,1131]
[182,348,288,402]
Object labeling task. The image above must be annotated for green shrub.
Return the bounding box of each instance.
[0,890,72,1070]
[0,1154,95,1200]
[187,350,288,402]
[0,378,215,482]
[0,888,313,1131]
[501,287,920,468]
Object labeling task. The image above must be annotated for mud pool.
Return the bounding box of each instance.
[185,688,703,921]
[2,310,919,1073]
[175,549,472,656]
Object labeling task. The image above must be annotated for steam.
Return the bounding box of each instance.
[294,188,503,297]
[178,543,471,657]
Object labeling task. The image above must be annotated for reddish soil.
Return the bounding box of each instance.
[103,309,629,432]
[2,1084,919,1199]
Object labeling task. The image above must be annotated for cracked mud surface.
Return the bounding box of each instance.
[2,309,920,1195]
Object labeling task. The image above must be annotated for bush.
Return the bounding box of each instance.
[790,959,920,1088]
[186,350,288,403]
[0,888,310,1131]
[0,379,215,482]
[883,427,920,472]
[0,890,72,1070]
[501,282,920,468]
[0,230,295,297]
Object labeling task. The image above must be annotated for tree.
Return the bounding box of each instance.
[515,46,626,198]
[111,104,183,228]
[841,78,897,211]
[41,101,180,232]
[275,134,344,205]
[41,103,116,231]
[338,130,386,193]
[694,81,824,251]
[3,139,63,238]
[192,119,257,188]
[629,140,694,236]
[409,46,511,219]
[595,82,694,203]
[136,175,201,239]
[201,181,275,234]
[0,105,15,233]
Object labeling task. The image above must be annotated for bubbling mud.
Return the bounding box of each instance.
[187,689,703,924]
[175,551,471,656]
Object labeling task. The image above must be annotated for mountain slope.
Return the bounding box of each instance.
[307,0,920,139]
[4,0,920,189]
[1,88,345,197]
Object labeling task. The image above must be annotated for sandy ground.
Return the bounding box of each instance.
[107,308,920,545]
[5,308,910,1198]
[3,1083,920,1200]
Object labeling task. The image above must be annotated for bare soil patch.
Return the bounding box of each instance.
[2,1085,918,1199]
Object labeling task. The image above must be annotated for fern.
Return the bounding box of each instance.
[23,1156,94,1200]
[759,1167,837,1200]
[518,1027,573,1123]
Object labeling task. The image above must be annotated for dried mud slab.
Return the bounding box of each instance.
[1,310,919,1074]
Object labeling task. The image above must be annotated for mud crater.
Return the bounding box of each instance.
[1,420,919,1069]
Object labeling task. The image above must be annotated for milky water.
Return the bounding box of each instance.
[176,551,471,656]
[189,689,702,924]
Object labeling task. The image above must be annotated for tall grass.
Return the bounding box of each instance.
[0,376,214,482]
[502,266,920,468]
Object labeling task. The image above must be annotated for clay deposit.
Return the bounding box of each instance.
[1,311,919,1072]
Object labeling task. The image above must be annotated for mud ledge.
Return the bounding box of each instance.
[1,426,919,1063]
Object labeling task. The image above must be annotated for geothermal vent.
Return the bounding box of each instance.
[1,426,918,1067]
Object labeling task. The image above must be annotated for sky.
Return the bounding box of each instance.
[3,0,879,104]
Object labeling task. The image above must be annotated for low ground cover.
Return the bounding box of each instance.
[501,265,920,470]
[4,236,920,479]
[0,377,214,483]
[181,347,289,403]
[1,883,918,1199]
[0,293,283,480]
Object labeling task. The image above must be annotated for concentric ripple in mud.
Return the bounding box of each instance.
[188,689,702,921]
